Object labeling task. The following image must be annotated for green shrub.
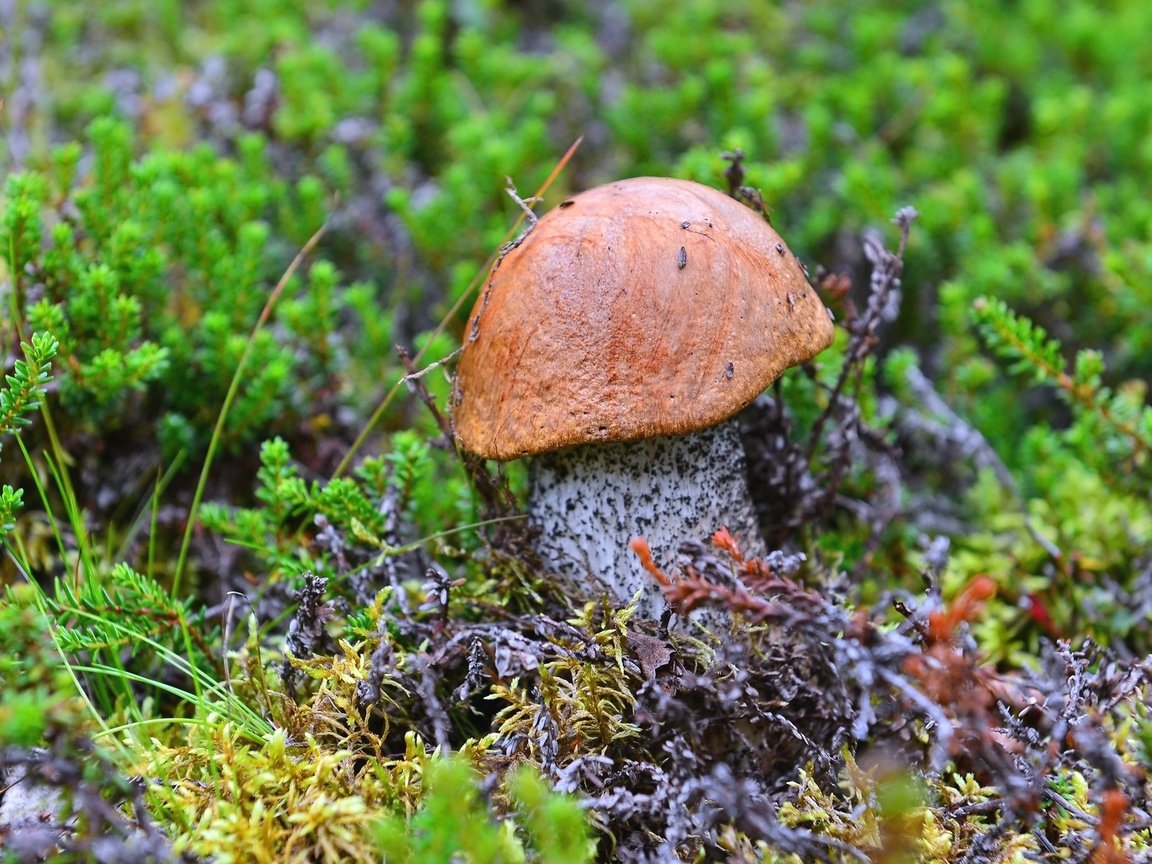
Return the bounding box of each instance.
[1,118,373,458]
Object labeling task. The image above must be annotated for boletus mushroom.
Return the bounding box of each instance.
[453,177,835,618]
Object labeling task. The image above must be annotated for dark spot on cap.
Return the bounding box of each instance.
[678,246,687,269]
[726,361,735,379]
[559,199,575,208]
[681,220,690,229]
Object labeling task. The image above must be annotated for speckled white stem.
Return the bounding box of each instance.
[527,416,764,619]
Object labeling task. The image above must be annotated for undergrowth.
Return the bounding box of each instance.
[2,1,1151,861]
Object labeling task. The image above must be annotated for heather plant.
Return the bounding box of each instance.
[928,298,1152,659]
[0,113,418,597]
[0,332,56,534]
[199,430,474,596]
[971,296,1152,491]
[2,119,356,456]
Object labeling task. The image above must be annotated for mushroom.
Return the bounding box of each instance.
[453,177,835,618]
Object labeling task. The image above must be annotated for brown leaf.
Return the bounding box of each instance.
[627,631,673,680]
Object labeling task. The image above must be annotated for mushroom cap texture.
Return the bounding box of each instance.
[454,176,836,460]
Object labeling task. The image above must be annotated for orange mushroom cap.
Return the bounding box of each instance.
[454,177,836,461]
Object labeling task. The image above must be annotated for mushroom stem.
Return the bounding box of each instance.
[527,415,764,617]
